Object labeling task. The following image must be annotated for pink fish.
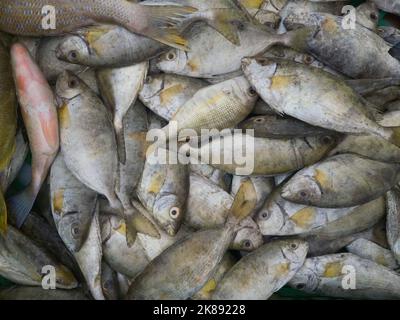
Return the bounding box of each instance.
[8,43,59,227]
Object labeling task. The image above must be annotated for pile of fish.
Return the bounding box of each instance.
[1,0,400,300]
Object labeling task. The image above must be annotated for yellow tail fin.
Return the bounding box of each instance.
[229,179,257,222]
[0,191,7,234]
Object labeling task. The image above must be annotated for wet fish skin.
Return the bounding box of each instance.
[238,114,332,138]
[56,71,157,245]
[257,183,385,237]
[281,154,400,208]
[101,261,120,300]
[0,225,77,289]
[50,153,97,253]
[139,73,207,121]
[0,0,197,50]
[386,188,400,265]
[97,61,148,164]
[9,43,59,228]
[289,253,400,299]
[185,134,336,176]
[56,25,167,68]
[186,173,263,251]
[213,239,308,300]
[126,179,257,300]
[377,26,400,45]
[346,239,399,270]
[242,57,400,146]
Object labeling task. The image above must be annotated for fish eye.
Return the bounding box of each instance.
[236,21,245,31]
[185,150,190,157]
[71,223,80,238]
[68,50,78,61]
[321,135,333,145]
[242,239,252,249]
[296,283,306,290]
[166,51,176,61]
[169,207,180,219]
[145,76,152,83]
[260,211,271,220]
[303,55,314,65]
[299,190,308,199]
[290,242,298,250]
[248,87,257,96]
[370,12,378,20]
[68,79,78,89]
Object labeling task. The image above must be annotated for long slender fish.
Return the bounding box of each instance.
[8,43,59,228]
[0,0,197,50]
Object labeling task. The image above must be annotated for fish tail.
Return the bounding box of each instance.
[382,127,400,148]
[7,185,37,228]
[228,178,257,224]
[0,191,7,234]
[132,5,198,51]
[114,118,127,165]
[389,42,400,61]
[281,26,316,52]
[0,139,16,172]
[124,207,160,247]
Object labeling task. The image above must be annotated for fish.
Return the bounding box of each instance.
[231,175,274,214]
[184,133,336,176]
[0,287,89,300]
[238,114,332,138]
[8,43,59,228]
[50,153,97,253]
[0,0,198,50]
[139,73,207,121]
[55,70,158,246]
[257,183,385,237]
[0,131,29,194]
[137,146,189,236]
[190,163,231,191]
[212,239,308,300]
[116,101,149,209]
[0,225,77,288]
[185,173,263,251]
[143,0,258,45]
[372,0,400,16]
[126,179,257,299]
[281,154,400,208]
[56,25,167,68]
[97,62,148,164]
[101,261,120,300]
[242,57,400,147]
[346,239,399,270]
[386,188,400,265]
[37,36,87,83]
[192,252,237,300]
[157,23,311,78]
[0,33,18,233]
[377,26,400,45]
[289,253,400,299]
[157,76,257,145]
[73,212,105,300]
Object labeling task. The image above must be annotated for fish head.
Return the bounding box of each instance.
[58,211,92,253]
[241,57,277,92]
[153,194,185,236]
[56,71,84,101]
[157,49,187,74]
[281,174,322,205]
[256,199,286,235]
[230,76,259,106]
[231,217,264,251]
[281,239,308,265]
[140,74,164,101]
[289,264,319,293]
[56,36,90,65]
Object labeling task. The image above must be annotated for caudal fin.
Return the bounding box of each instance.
[228,179,257,223]
[7,186,36,228]
[389,42,400,61]
[124,208,160,247]
[0,191,7,234]
[115,124,127,165]
[135,5,198,51]
[386,127,400,148]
